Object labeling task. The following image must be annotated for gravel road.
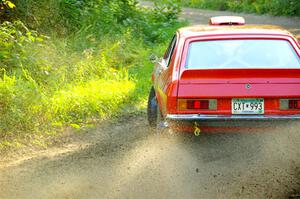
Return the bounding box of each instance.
[1,3,300,199]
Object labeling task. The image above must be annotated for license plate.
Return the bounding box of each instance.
[232,99,264,114]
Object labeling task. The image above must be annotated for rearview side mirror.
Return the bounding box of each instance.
[149,54,159,63]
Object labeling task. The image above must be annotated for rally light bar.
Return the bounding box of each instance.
[209,16,245,26]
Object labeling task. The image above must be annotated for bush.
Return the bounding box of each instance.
[0,21,44,71]
[0,0,184,148]
[0,74,44,138]
[50,80,135,123]
[162,0,300,16]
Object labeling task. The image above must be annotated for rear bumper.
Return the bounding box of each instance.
[165,114,300,130]
[166,114,300,121]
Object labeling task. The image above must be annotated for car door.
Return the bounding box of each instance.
[154,35,177,115]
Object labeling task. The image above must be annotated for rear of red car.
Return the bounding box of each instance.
[165,31,300,132]
[147,17,300,133]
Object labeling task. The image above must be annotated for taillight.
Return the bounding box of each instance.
[187,100,209,109]
[280,99,300,110]
[178,99,217,110]
[289,100,300,109]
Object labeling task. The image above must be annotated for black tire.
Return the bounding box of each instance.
[147,87,169,134]
[147,87,158,127]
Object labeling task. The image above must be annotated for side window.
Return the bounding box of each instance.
[163,35,177,67]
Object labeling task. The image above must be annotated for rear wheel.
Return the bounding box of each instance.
[147,87,158,127]
[147,87,168,133]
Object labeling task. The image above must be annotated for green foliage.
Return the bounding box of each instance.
[1,0,15,9]
[8,0,181,39]
[219,0,300,16]
[0,74,44,138]
[153,0,300,16]
[50,80,135,123]
[153,0,181,21]
[0,0,185,149]
[0,21,45,72]
[188,0,228,10]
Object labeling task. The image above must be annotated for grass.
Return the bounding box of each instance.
[0,0,187,151]
[50,80,135,124]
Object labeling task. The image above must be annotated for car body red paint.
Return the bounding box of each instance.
[149,18,300,132]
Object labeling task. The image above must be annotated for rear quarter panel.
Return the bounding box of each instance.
[152,32,184,116]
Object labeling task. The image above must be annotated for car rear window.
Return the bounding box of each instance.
[185,39,300,69]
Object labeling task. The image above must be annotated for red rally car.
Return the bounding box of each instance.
[147,16,300,134]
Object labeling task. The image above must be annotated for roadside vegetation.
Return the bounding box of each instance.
[0,0,184,150]
[152,0,300,17]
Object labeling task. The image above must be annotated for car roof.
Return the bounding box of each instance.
[178,25,293,38]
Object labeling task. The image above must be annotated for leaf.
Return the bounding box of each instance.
[5,1,15,9]
[70,123,80,129]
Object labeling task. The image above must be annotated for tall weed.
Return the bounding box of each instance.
[0,0,184,148]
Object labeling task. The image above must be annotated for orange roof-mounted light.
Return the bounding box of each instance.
[209,16,245,26]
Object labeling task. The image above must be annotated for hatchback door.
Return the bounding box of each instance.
[177,38,300,115]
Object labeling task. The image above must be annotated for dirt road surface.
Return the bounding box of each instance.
[1,3,300,199]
